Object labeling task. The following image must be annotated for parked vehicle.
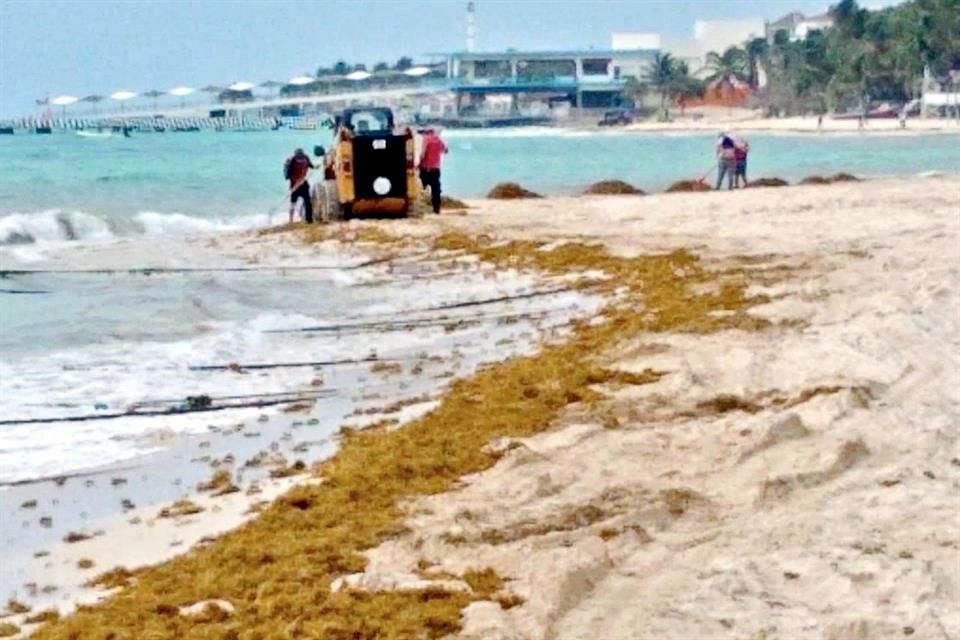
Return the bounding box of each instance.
[598,109,635,127]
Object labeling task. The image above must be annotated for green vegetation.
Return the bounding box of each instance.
[317,57,417,77]
[642,53,705,120]
[745,37,771,88]
[708,0,960,114]
[704,47,749,86]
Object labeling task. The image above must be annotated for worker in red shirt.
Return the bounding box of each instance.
[419,127,448,214]
[734,136,750,188]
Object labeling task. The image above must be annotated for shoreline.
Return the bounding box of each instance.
[623,113,960,136]
[0,228,604,638]
[4,175,959,639]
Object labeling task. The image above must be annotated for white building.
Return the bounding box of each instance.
[766,11,834,41]
[693,19,766,56]
[612,18,766,77]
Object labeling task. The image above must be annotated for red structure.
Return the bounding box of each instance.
[681,78,752,110]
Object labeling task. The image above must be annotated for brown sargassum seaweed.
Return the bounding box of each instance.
[36,230,770,639]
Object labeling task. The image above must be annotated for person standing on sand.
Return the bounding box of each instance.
[734,136,750,188]
[284,148,315,223]
[715,132,737,191]
[419,127,448,214]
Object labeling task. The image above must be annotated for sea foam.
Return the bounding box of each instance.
[0,210,269,248]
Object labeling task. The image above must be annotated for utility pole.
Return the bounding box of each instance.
[466,1,477,53]
[921,64,929,119]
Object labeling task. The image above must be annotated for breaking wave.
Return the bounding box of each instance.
[0,210,270,246]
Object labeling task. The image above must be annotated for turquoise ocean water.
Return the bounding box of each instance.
[0,127,958,485]
[1,128,959,230]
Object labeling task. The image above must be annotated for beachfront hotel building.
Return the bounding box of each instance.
[437,17,772,119]
[442,49,657,116]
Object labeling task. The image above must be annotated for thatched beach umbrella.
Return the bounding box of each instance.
[81,94,105,114]
[288,75,322,96]
[345,70,372,82]
[110,90,137,113]
[51,95,79,117]
[200,85,223,104]
[218,82,255,105]
[196,85,222,108]
[260,80,283,98]
[34,97,49,119]
[169,86,195,109]
[142,89,165,110]
[403,66,431,77]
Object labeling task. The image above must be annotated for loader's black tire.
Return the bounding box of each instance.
[322,181,342,222]
[310,184,324,224]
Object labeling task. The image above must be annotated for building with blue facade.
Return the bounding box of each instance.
[441,49,658,114]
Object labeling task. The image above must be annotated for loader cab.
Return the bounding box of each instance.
[336,107,395,134]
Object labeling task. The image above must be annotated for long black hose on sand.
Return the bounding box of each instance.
[0,390,334,426]
[0,257,391,278]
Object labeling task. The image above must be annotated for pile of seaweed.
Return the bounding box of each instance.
[440,195,469,210]
[829,172,860,183]
[487,182,543,199]
[665,180,712,193]
[800,173,861,185]
[582,180,646,196]
[747,177,790,188]
[32,231,771,640]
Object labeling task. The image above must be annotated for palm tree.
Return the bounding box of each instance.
[623,76,647,105]
[703,46,748,85]
[671,62,705,115]
[645,53,677,118]
[745,37,770,88]
[830,0,867,39]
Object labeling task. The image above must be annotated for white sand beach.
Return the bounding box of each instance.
[4,174,958,639]
[625,107,960,135]
[330,175,960,639]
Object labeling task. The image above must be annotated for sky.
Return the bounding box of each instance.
[0,0,900,118]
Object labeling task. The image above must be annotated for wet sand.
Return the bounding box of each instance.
[1,227,606,637]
